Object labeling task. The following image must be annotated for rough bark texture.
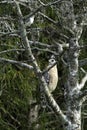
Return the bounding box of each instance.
[14,0,70,128]
[28,100,39,130]
[59,1,83,130]
[65,38,81,130]
[0,1,87,130]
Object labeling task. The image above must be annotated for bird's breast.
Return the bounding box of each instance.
[48,66,58,93]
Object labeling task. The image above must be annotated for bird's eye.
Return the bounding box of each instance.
[49,58,55,63]
[51,59,55,62]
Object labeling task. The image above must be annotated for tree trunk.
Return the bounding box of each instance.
[65,38,81,130]
[28,99,39,130]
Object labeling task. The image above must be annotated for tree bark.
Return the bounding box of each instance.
[57,1,83,129]
[0,1,87,130]
[65,38,81,130]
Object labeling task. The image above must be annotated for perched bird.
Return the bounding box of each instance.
[40,55,58,109]
[44,55,58,93]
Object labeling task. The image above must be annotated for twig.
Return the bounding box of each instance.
[0,49,24,55]
[0,30,19,37]
[39,12,57,25]
[24,0,62,24]
[32,47,58,55]
[79,68,87,89]
[0,57,33,70]
[79,58,87,67]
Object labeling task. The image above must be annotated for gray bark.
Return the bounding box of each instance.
[65,38,81,130]
[0,1,87,130]
[58,1,87,130]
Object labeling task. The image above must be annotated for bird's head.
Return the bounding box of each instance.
[49,55,56,65]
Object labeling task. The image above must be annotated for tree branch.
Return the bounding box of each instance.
[0,30,19,37]
[0,57,33,70]
[79,74,87,89]
[39,12,57,25]
[79,58,87,67]
[0,49,24,55]
[24,0,62,24]
[32,47,58,55]
[13,0,72,126]
[79,90,87,105]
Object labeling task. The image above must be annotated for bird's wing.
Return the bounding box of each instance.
[43,71,50,85]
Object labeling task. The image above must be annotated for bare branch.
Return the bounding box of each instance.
[79,68,87,89]
[39,12,57,25]
[29,40,52,48]
[0,16,15,21]
[0,0,14,4]
[0,107,20,126]
[0,49,24,55]
[38,0,62,7]
[45,87,71,126]
[0,0,29,4]
[0,57,33,70]
[32,47,58,55]
[24,0,62,24]
[0,30,19,37]
[38,0,45,6]
[13,0,71,125]
[79,58,87,67]
[80,68,87,74]
[79,90,87,105]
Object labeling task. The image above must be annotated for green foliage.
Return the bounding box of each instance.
[0,0,87,130]
[0,64,37,130]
